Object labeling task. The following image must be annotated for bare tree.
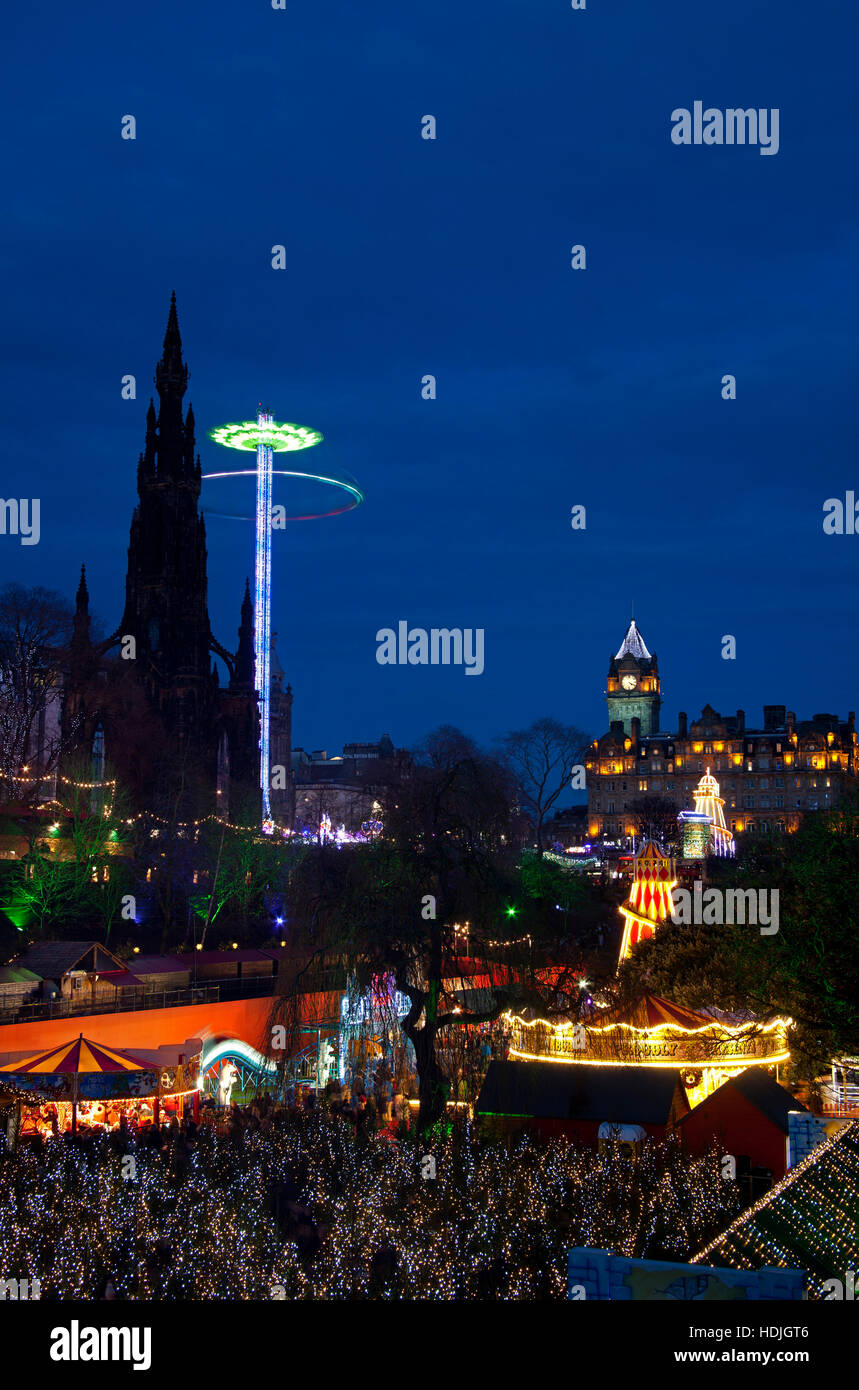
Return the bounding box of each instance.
[0,584,76,804]
[626,795,680,850]
[498,717,591,857]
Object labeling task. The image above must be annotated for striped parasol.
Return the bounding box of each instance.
[0,1035,151,1074]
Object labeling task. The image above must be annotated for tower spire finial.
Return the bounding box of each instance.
[235,578,255,687]
[155,291,188,403]
[76,563,88,611]
[615,618,650,662]
[71,562,91,653]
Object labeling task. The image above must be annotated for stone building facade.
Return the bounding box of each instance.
[291,735,406,835]
[587,621,857,841]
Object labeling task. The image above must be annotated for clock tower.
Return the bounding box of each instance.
[606,619,661,736]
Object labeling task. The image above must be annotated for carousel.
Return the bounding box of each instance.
[505,992,791,1109]
[0,1034,201,1141]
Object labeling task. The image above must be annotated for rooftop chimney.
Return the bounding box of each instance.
[764,705,786,732]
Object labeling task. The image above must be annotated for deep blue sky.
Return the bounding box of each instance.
[2,0,857,770]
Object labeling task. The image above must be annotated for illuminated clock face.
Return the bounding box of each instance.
[621,674,637,691]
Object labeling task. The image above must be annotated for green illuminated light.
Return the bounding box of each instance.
[208,421,323,453]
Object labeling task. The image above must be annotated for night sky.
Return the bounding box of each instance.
[3,0,857,776]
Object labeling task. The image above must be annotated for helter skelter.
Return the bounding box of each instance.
[616,839,678,969]
[205,412,363,828]
[691,767,735,857]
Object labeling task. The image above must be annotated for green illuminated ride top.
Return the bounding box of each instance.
[209,421,323,453]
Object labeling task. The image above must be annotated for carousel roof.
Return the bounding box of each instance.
[600,993,714,1032]
[0,1036,152,1074]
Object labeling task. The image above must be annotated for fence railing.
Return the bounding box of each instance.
[821,1100,859,1116]
[0,963,345,1029]
[0,972,279,1027]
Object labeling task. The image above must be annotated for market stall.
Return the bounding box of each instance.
[0,1034,201,1138]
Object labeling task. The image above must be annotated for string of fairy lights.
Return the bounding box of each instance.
[2,774,374,842]
[691,1119,859,1296]
[2,772,265,836]
[0,1112,739,1300]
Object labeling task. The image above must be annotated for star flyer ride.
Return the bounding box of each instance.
[206,413,363,830]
